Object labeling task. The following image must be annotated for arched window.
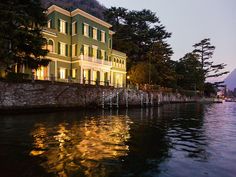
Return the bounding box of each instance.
[48,39,54,52]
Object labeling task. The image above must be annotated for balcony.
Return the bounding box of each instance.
[80,55,112,66]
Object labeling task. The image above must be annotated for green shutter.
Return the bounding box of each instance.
[82,23,84,35]
[58,68,60,79]
[89,26,91,37]
[97,30,100,41]
[58,42,61,54]
[105,32,107,42]
[65,69,68,79]
[90,26,93,38]
[75,44,77,56]
[70,45,72,57]
[99,30,101,41]
[89,47,93,57]
[65,21,68,34]
[81,45,84,55]
[66,44,68,56]
[75,22,77,34]
[58,19,60,31]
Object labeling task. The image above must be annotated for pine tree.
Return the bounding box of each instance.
[104,7,174,86]
[0,0,49,72]
[193,38,228,81]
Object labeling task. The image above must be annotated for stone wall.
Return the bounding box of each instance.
[0,80,197,111]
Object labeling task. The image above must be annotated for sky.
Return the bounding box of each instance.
[99,0,236,79]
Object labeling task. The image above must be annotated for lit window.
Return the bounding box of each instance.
[59,68,66,79]
[59,42,66,56]
[101,31,105,43]
[83,45,89,56]
[83,23,89,37]
[35,66,47,80]
[47,20,52,28]
[72,44,77,57]
[48,39,54,52]
[59,19,66,33]
[72,69,76,78]
[72,22,77,35]
[92,46,98,58]
[93,28,97,40]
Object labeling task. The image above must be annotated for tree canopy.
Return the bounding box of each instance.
[104,7,174,87]
[193,38,229,84]
[0,0,50,71]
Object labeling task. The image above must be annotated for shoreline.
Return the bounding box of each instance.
[0,80,222,115]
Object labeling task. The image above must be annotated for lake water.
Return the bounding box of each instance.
[0,103,236,177]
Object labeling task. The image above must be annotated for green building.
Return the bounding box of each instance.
[36,5,126,87]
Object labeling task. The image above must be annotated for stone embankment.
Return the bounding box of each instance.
[0,80,212,113]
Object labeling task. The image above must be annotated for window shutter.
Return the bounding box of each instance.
[82,23,84,35]
[89,26,91,37]
[58,42,61,54]
[58,68,60,79]
[65,69,68,79]
[90,26,93,38]
[70,45,72,57]
[97,30,100,41]
[75,22,77,34]
[58,19,60,31]
[65,21,68,34]
[105,32,107,42]
[52,19,54,29]
[75,44,77,56]
[66,44,68,56]
[89,47,93,57]
[81,45,84,55]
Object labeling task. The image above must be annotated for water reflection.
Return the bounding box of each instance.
[30,115,131,177]
[1,103,234,177]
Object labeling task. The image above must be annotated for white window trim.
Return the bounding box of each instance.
[83,44,89,56]
[101,30,105,43]
[59,19,66,34]
[48,38,55,53]
[101,49,105,60]
[72,21,77,36]
[83,23,89,37]
[47,19,51,28]
[59,42,66,56]
[92,45,98,58]
[72,68,77,78]
[93,27,97,40]
[72,44,76,57]
[59,67,66,79]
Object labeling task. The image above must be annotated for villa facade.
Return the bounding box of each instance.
[37,5,126,87]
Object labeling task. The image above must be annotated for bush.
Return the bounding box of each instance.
[6,72,30,82]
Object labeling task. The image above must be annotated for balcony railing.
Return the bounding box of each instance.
[80,55,112,66]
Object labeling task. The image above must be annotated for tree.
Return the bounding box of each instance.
[175,53,204,91]
[147,41,175,87]
[193,38,229,86]
[0,0,50,73]
[128,62,158,85]
[104,7,173,75]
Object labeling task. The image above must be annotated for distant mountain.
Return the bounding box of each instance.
[41,0,106,19]
[224,69,236,90]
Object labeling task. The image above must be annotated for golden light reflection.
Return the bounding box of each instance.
[30,116,131,177]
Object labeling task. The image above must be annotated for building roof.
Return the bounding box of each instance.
[47,5,112,28]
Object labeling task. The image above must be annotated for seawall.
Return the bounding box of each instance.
[0,80,200,113]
